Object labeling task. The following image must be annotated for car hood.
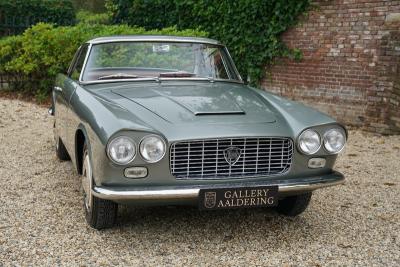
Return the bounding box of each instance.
[82,80,337,142]
[102,81,277,125]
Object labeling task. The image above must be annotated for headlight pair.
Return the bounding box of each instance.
[107,135,166,165]
[298,128,346,155]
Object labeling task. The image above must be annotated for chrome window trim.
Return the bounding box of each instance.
[80,77,244,85]
[78,43,93,82]
[88,37,221,45]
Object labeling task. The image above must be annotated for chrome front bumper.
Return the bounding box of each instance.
[92,171,344,202]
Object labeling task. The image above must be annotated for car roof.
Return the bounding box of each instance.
[87,35,221,45]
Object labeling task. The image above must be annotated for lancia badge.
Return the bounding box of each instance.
[223,147,241,166]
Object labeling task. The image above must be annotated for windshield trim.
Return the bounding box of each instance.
[78,41,243,84]
[89,36,221,45]
[79,77,244,85]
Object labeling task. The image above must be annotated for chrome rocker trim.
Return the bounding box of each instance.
[92,171,344,201]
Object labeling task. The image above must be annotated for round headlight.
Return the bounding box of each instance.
[140,135,166,163]
[323,128,346,154]
[107,136,136,165]
[298,129,321,155]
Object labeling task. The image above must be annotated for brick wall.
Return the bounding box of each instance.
[262,0,400,134]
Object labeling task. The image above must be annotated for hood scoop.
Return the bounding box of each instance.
[194,111,245,116]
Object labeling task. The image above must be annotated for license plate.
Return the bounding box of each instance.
[199,186,278,210]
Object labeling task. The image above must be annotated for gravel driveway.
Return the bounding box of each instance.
[0,98,399,266]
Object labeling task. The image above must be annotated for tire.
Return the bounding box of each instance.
[276,192,312,217]
[81,143,118,229]
[56,137,70,161]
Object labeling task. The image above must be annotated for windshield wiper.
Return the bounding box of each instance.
[159,71,196,78]
[98,73,141,80]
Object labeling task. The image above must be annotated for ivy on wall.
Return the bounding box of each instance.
[106,0,310,86]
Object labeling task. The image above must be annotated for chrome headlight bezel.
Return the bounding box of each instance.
[139,135,166,163]
[323,128,346,154]
[107,136,137,165]
[298,129,321,155]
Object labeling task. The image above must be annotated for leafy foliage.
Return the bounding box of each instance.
[0,23,207,101]
[71,0,107,13]
[76,10,110,25]
[0,0,76,35]
[106,0,310,86]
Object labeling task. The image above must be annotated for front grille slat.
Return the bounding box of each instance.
[170,137,293,180]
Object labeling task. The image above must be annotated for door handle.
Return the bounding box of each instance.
[54,86,63,92]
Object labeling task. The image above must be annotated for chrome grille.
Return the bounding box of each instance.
[170,137,293,180]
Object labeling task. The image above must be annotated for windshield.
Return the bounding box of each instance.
[81,42,241,82]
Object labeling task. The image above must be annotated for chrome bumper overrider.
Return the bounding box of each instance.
[92,171,344,201]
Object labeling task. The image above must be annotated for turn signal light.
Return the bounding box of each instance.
[308,158,326,169]
[124,167,148,178]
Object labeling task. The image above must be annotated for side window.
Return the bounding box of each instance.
[199,47,229,80]
[67,48,81,75]
[212,52,229,79]
[71,45,89,81]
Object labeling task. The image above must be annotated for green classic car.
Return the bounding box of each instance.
[51,35,347,229]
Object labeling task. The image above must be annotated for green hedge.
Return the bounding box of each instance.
[106,0,310,85]
[71,0,107,13]
[76,10,110,25]
[0,23,207,101]
[0,0,76,36]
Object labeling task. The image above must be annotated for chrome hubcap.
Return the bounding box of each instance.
[82,153,92,211]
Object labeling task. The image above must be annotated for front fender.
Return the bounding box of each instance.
[250,87,337,134]
[68,83,155,184]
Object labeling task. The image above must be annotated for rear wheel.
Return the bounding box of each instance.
[55,137,70,161]
[276,192,312,217]
[82,143,117,229]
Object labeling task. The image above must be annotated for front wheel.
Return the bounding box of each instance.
[275,192,312,217]
[82,144,117,229]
